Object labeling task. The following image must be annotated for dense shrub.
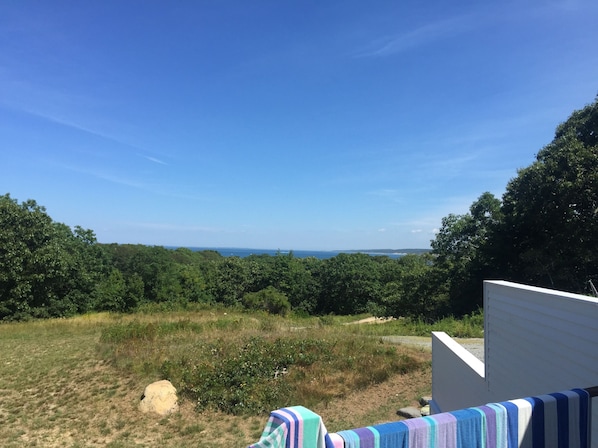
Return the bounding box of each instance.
[242,286,291,316]
[161,336,330,414]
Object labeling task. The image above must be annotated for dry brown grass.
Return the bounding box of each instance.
[0,312,431,447]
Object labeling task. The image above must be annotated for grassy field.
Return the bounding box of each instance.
[0,310,475,447]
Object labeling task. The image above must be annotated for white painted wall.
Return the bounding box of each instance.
[432,280,598,446]
[430,331,486,413]
[483,281,598,399]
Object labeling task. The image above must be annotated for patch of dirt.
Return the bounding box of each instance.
[344,317,396,325]
[313,356,432,432]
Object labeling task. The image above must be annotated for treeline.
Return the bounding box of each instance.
[0,203,440,321]
[1,97,597,321]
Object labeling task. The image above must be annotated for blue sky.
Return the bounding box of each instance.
[1,1,597,250]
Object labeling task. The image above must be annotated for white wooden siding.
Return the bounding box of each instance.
[484,281,598,400]
[432,280,598,446]
[431,331,486,413]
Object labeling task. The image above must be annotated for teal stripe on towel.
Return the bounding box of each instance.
[427,412,457,448]
[422,416,437,447]
[470,407,487,448]
[402,415,431,448]
[486,403,508,448]
[366,426,380,448]
[337,429,361,448]
[451,408,484,448]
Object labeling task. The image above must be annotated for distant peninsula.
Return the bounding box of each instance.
[346,249,430,255]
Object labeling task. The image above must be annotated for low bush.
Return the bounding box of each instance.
[99,319,205,344]
[162,336,330,414]
[242,287,291,316]
[100,312,426,415]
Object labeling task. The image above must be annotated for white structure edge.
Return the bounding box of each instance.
[431,280,598,446]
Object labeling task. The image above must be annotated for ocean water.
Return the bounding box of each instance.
[186,247,408,259]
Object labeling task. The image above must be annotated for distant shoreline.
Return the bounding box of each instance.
[174,247,430,260]
[353,248,430,255]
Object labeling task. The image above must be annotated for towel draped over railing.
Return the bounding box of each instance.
[249,387,595,448]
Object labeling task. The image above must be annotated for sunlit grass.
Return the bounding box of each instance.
[0,309,441,447]
[99,311,425,415]
[343,310,484,338]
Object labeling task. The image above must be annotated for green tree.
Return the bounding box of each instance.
[500,97,598,291]
[94,268,127,312]
[0,194,107,320]
[210,257,250,306]
[178,264,211,303]
[381,254,449,321]
[266,252,320,314]
[317,253,381,315]
[124,272,145,310]
[293,256,322,314]
[118,245,180,303]
[431,192,502,314]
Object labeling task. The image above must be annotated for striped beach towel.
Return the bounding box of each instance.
[325,432,345,448]
[251,388,590,448]
[502,388,590,448]
[325,388,589,448]
[337,426,381,448]
[250,406,329,448]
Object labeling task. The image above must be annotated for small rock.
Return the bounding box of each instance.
[419,396,432,406]
[397,407,422,419]
[139,380,179,416]
[420,405,430,416]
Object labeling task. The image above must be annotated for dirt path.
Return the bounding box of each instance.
[344,317,395,325]
[381,335,485,362]
[345,317,485,362]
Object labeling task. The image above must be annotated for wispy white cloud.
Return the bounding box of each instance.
[428,152,481,178]
[0,79,166,165]
[355,1,594,59]
[56,162,148,190]
[58,163,214,202]
[5,101,165,161]
[62,164,212,202]
[356,15,475,58]
[143,155,168,165]
[411,229,423,233]
[14,104,116,141]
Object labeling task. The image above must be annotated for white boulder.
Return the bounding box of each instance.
[139,380,179,416]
